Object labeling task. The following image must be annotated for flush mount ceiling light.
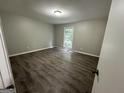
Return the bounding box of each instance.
[54,10,62,16]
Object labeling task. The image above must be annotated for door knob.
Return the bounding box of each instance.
[92,69,99,76]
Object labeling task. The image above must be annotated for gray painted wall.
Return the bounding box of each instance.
[55,19,107,56]
[1,13,54,55]
[0,12,107,56]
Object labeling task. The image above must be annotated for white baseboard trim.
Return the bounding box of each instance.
[54,46,99,57]
[9,46,54,57]
[9,46,99,58]
[74,50,99,57]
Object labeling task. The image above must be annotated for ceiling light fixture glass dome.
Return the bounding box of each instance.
[54,10,62,16]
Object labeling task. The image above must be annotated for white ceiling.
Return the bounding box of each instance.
[0,0,111,24]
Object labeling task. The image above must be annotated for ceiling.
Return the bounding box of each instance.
[0,0,111,24]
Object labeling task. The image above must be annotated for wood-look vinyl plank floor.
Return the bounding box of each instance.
[10,48,98,93]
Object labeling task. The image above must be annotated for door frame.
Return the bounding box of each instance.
[0,17,16,91]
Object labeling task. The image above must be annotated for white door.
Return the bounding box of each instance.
[92,0,124,93]
[0,18,14,89]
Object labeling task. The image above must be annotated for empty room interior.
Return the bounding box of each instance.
[1,0,124,93]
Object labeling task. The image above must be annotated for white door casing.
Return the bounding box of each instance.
[0,18,14,89]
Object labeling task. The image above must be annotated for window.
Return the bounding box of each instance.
[63,27,73,49]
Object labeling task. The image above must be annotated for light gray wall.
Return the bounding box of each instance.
[55,19,107,56]
[0,13,54,55]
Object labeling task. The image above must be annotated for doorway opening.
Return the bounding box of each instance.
[63,27,73,49]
